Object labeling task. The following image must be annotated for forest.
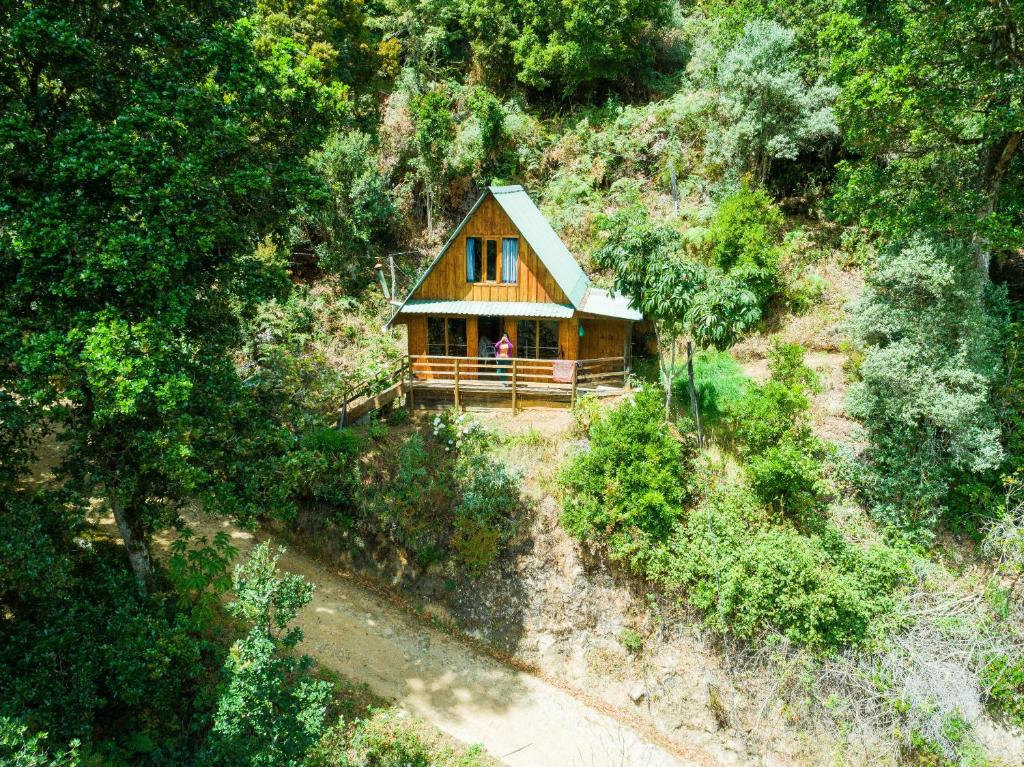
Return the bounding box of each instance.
[1,0,1023,765]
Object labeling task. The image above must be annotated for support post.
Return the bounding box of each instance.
[406,358,414,410]
[454,358,460,411]
[511,358,517,413]
[571,361,578,408]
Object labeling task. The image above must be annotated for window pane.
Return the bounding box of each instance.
[486,239,497,281]
[447,318,467,357]
[501,238,518,284]
[539,320,560,359]
[466,237,482,282]
[516,320,537,358]
[427,317,446,355]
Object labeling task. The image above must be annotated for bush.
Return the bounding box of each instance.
[337,710,487,767]
[747,436,822,516]
[725,380,810,454]
[451,455,523,574]
[656,487,905,649]
[348,412,526,574]
[707,184,786,306]
[560,388,696,566]
[981,653,1024,727]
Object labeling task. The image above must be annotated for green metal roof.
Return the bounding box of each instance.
[578,288,643,321]
[385,185,639,328]
[489,186,590,306]
[399,299,574,319]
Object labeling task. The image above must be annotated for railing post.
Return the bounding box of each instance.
[571,361,578,408]
[454,358,460,410]
[406,357,414,410]
[511,358,517,413]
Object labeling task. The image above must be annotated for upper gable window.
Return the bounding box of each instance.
[465,237,482,283]
[485,240,498,281]
[501,238,518,284]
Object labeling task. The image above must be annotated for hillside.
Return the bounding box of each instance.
[3,2,1023,766]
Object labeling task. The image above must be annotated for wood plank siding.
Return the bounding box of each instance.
[413,197,567,304]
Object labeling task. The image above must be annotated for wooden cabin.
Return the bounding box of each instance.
[386,185,641,409]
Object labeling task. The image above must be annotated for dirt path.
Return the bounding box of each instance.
[172,514,696,767]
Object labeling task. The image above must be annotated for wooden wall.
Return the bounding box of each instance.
[404,314,600,365]
[413,196,567,304]
[579,318,629,360]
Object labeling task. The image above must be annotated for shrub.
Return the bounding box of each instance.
[788,272,828,314]
[981,653,1024,727]
[559,388,696,566]
[618,628,645,654]
[707,184,785,306]
[725,380,810,454]
[336,709,487,767]
[847,234,1006,533]
[451,455,522,574]
[656,487,904,649]
[747,436,822,516]
[725,341,819,455]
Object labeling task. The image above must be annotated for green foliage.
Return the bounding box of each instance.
[654,486,905,649]
[461,0,671,99]
[848,235,1007,534]
[827,0,1023,251]
[708,184,786,307]
[672,350,752,422]
[348,412,525,574]
[980,654,1024,728]
[0,0,342,585]
[703,20,839,183]
[560,388,696,565]
[618,628,645,654]
[747,435,822,516]
[452,456,523,574]
[298,130,397,284]
[0,718,79,767]
[205,543,333,767]
[327,709,487,767]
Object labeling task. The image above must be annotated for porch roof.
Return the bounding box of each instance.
[578,288,643,321]
[397,299,575,319]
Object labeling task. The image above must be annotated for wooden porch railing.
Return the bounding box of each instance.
[409,355,627,409]
[336,359,411,427]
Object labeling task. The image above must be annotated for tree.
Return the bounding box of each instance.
[295,130,396,284]
[847,235,1007,533]
[412,88,456,235]
[0,1,339,585]
[460,0,670,99]
[826,0,1024,277]
[205,543,332,767]
[594,205,759,429]
[704,20,839,183]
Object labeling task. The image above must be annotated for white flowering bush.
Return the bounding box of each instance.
[430,408,488,455]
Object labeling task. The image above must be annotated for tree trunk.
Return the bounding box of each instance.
[110,490,153,588]
[665,339,676,417]
[687,341,704,448]
[426,185,433,237]
[975,131,1022,280]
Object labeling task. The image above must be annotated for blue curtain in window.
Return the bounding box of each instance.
[466,237,479,282]
[501,238,518,283]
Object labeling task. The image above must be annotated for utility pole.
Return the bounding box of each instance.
[389,254,397,302]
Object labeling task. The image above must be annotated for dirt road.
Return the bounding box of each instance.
[177,515,694,767]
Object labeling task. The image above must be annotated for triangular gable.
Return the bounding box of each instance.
[386,185,590,327]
